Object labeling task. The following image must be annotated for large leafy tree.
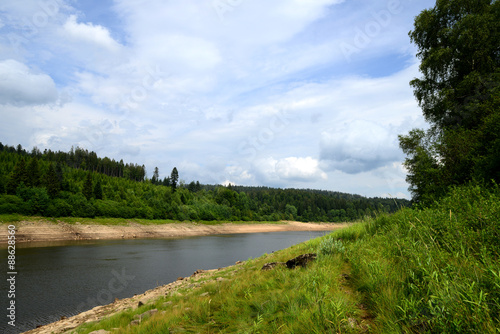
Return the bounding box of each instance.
[399,0,500,204]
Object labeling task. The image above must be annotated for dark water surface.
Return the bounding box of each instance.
[1,231,330,333]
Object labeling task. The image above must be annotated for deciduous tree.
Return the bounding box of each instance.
[399,0,500,204]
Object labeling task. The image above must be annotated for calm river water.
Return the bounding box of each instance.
[1,231,330,333]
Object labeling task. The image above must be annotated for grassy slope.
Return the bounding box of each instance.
[73,184,499,333]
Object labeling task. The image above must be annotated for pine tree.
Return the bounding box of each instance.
[45,163,61,198]
[152,167,159,185]
[6,158,28,194]
[27,157,41,187]
[94,177,103,200]
[170,167,179,192]
[83,172,93,200]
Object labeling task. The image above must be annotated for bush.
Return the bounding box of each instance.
[0,194,23,214]
[45,199,73,217]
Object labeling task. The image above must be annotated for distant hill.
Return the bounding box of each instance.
[0,143,409,222]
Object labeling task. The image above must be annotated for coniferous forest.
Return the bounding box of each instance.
[0,143,408,222]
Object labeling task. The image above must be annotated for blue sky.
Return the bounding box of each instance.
[0,0,436,198]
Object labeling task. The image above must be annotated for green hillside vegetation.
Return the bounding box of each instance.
[72,184,500,333]
[0,143,407,223]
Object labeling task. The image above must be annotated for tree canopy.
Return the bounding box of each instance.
[0,142,408,221]
[399,0,500,204]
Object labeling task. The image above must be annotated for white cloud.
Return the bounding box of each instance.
[0,59,58,106]
[253,156,327,184]
[320,120,403,174]
[62,15,122,51]
[276,157,328,181]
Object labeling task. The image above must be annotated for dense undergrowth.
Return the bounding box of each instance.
[73,184,499,333]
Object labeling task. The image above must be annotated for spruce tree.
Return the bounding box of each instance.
[170,167,179,192]
[27,157,41,187]
[6,158,28,194]
[94,177,103,200]
[83,172,93,200]
[45,163,61,198]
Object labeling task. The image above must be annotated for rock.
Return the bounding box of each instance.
[137,301,144,307]
[285,253,317,269]
[177,277,184,281]
[130,320,140,326]
[216,277,227,282]
[60,316,67,320]
[163,301,173,307]
[235,261,242,265]
[200,292,210,297]
[135,309,158,320]
[261,262,286,271]
[89,330,111,334]
[191,269,205,277]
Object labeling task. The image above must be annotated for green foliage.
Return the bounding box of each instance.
[170,167,179,192]
[45,163,61,198]
[83,172,93,200]
[400,0,500,204]
[93,177,103,200]
[319,236,345,257]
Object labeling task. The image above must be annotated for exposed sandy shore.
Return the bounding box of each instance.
[0,220,347,245]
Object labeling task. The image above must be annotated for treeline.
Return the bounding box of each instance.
[0,143,409,222]
[0,143,146,181]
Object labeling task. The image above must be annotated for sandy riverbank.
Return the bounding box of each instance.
[0,220,347,244]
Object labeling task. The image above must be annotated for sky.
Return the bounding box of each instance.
[0,0,436,199]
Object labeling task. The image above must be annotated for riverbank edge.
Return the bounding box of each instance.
[0,220,347,244]
[22,263,242,334]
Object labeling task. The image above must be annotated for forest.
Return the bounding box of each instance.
[0,143,408,222]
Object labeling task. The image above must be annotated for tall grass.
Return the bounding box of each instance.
[345,184,500,333]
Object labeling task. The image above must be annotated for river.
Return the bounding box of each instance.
[1,231,330,333]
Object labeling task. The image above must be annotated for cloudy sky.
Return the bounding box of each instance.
[0,0,436,199]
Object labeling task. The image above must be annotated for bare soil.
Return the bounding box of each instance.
[0,220,347,244]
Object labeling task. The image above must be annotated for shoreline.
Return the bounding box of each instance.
[22,265,237,334]
[0,220,347,245]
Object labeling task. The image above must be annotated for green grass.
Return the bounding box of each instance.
[0,214,289,226]
[343,183,500,333]
[62,183,500,333]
